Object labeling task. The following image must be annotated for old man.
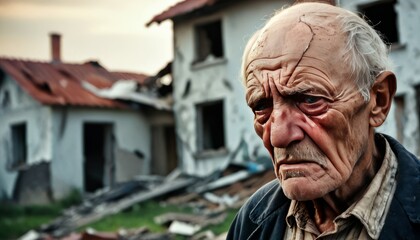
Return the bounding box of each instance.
[227,2,419,239]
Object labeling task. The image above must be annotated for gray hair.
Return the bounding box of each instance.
[338,11,392,101]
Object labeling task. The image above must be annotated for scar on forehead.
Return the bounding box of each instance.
[295,12,338,70]
[299,12,339,36]
[295,17,315,70]
[246,12,339,85]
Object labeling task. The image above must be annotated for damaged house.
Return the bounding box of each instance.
[146,0,300,176]
[147,0,420,177]
[0,34,176,204]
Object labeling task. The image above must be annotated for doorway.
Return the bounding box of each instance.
[83,123,115,193]
[151,125,178,175]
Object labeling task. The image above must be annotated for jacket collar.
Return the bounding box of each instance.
[383,134,420,224]
[249,180,290,224]
[248,135,420,226]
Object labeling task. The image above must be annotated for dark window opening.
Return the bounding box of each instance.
[358,0,399,45]
[195,20,224,63]
[0,70,4,88]
[35,82,53,95]
[11,123,27,169]
[197,100,225,151]
[2,90,10,108]
[394,95,405,143]
[83,123,114,193]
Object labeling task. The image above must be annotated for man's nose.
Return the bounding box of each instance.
[270,105,305,148]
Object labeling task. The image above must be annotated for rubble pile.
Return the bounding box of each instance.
[19,163,275,240]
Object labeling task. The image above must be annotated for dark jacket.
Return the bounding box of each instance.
[227,135,420,240]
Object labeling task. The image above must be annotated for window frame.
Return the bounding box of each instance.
[195,99,227,157]
[357,0,401,48]
[193,19,224,64]
[9,122,27,170]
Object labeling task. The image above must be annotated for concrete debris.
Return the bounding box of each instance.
[154,212,206,226]
[195,170,252,193]
[18,230,40,240]
[21,163,275,240]
[39,175,196,237]
[168,220,201,236]
[154,210,226,228]
[203,192,239,207]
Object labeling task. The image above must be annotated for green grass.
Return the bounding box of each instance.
[0,191,238,240]
[0,189,82,239]
[0,204,62,239]
[80,202,238,238]
[80,201,194,232]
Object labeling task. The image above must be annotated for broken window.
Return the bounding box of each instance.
[194,20,224,63]
[1,90,10,109]
[11,122,27,169]
[196,100,225,152]
[394,95,405,143]
[358,0,399,45]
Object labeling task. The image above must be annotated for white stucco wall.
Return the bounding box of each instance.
[50,107,151,199]
[172,0,420,176]
[340,0,420,154]
[0,75,52,198]
[172,0,292,176]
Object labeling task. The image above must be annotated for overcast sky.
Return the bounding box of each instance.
[0,0,180,75]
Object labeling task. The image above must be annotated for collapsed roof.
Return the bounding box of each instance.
[0,58,170,109]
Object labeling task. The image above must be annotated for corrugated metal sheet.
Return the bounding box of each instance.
[146,0,217,26]
[0,58,149,108]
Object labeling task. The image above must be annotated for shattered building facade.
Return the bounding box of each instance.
[148,0,420,177]
[0,34,176,204]
[147,0,293,176]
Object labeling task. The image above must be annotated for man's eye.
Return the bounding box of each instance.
[302,95,321,104]
[253,99,272,112]
[296,95,328,115]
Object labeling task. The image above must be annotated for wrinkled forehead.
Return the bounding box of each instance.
[244,3,349,79]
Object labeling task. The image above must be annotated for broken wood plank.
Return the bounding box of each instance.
[41,177,195,237]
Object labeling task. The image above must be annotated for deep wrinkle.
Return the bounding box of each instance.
[243,4,385,231]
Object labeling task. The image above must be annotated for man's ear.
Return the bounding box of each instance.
[369,71,397,127]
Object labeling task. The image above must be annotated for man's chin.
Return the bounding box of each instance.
[280,178,326,201]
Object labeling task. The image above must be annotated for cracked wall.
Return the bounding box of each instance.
[50,107,152,200]
[0,75,52,199]
[171,0,420,177]
[172,0,292,176]
[0,74,154,201]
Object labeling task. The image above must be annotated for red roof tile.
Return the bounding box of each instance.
[0,58,149,108]
[146,0,217,26]
[110,71,149,85]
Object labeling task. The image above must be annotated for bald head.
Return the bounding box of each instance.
[245,3,351,87]
[242,2,391,100]
[246,3,346,61]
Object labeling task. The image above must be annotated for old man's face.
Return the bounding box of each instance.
[244,5,374,201]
